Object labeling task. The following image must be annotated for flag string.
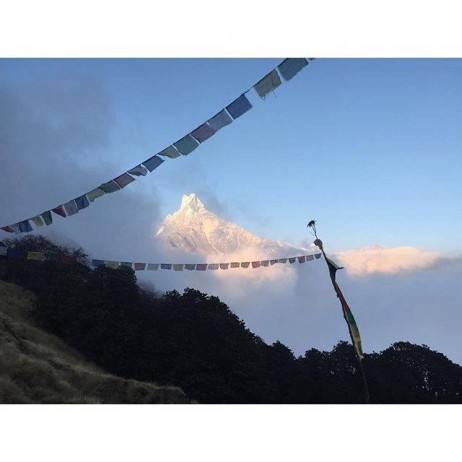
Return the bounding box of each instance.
[1,58,315,235]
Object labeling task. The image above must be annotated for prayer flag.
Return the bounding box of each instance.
[251,261,261,268]
[10,224,21,234]
[261,260,269,267]
[325,257,364,359]
[99,181,121,194]
[105,261,120,269]
[230,262,240,268]
[191,123,215,143]
[31,215,45,227]
[27,251,43,261]
[147,263,159,271]
[315,253,322,259]
[134,263,146,271]
[114,173,135,189]
[270,259,278,265]
[289,257,296,264]
[219,263,229,270]
[92,259,105,267]
[7,248,25,260]
[52,205,67,217]
[207,110,233,132]
[41,211,53,225]
[75,195,90,210]
[306,255,314,261]
[158,146,181,159]
[128,165,148,176]
[208,263,219,270]
[161,263,172,270]
[173,135,199,155]
[226,94,252,120]
[120,261,133,268]
[143,155,165,172]
[241,262,250,268]
[1,226,14,233]
[19,220,33,233]
[185,264,196,270]
[87,188,105,202]
[277,58,308,81]
[278,258,287,264]
[173,264,184,271]
[61,255,76,265]
[196,264,207,271]
[64,200,79,216]
[298,256,306,263]
[253,69,282,99]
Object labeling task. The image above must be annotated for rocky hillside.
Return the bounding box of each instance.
[0,280,190,404]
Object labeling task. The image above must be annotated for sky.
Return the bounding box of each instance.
[1,58,461,363]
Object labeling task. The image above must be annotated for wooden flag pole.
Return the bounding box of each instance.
[308,220,370,404]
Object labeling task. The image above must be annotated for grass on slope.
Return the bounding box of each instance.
[0,280,190,404]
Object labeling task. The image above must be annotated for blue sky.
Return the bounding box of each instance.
[2,58,461,254]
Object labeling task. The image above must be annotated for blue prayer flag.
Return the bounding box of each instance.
[143,155,165,172]
[191,123,215,143]
[226,94,252,120]
[207,110,233,132]
[277,58,308,81]
[75,195,90,210]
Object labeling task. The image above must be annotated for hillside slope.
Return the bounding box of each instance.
[0,280,190,404]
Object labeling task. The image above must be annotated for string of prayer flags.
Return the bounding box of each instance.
[277,58,309,81]
[1,58,315,234]
[254,70,282,99]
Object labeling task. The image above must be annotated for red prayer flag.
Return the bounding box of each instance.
[52,205,67,217]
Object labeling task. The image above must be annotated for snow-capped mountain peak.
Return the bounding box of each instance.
[155,194,309,257]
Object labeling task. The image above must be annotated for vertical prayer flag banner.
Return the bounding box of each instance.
[207,110,233,132]
[142,155,165,172]
[226,94,252,119]
[157,146,181,159]
[173,135,200,155]
[114,173,135,188]
[87,188,105,202]
[253,69,282,99]
[325,257,364,359]
[277,58,309,81]
[191,123,216,143]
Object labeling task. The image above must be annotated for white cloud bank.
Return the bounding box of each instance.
[335,245,441,276]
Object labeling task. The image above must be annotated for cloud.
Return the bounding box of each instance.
[335,245,441,276]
